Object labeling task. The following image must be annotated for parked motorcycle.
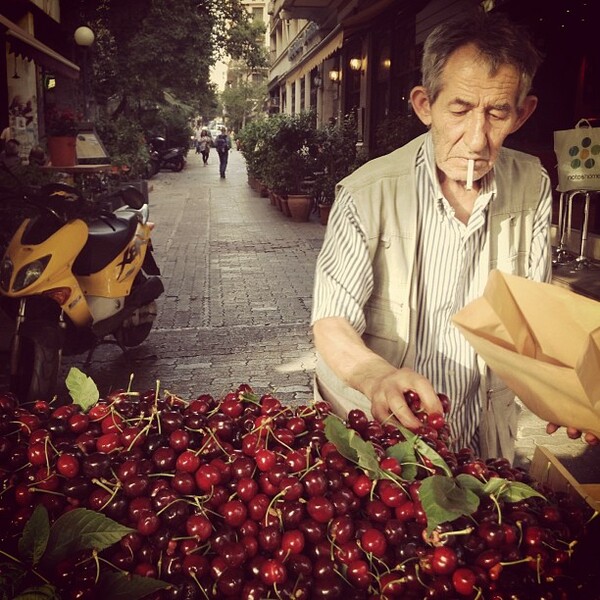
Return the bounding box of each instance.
[0,181,164,403]
[148,136,186,173]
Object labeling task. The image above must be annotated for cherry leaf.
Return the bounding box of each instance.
[455,473,487,495]
[96,571,168,599]
[324,415,382,479]
[12,585,58,600]
[18,504,50,567]
[385,442,418,481]
[65,367,99,412]
[41,508,133,569]
[419,475,481,533]
[394,423,452,476]
[484,478,545,503]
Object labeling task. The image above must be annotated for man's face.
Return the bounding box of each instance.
[415,44,534,186]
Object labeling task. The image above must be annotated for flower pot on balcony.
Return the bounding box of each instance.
[287,194,312,222]
[47,136,77,167]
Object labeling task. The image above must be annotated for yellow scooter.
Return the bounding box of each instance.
[0,182,164,402]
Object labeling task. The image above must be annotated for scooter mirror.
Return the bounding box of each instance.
[121,186,146,209]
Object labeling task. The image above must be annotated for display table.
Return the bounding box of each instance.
[41,164,113,198]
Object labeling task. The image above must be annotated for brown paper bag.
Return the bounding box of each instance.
[452,270,600,437]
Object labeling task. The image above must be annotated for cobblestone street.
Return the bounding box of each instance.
[57,148,325,405]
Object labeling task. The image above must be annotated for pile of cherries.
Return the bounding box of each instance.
[0,385,595,599]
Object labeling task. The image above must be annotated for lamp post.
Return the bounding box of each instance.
[74,26,95,121]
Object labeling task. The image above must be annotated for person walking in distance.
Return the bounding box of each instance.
[215,127,232,179]
[198,129,212,166]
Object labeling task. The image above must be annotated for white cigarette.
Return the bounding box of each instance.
[466,159,474,190]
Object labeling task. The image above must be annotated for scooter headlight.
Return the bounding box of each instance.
[0,257,13,291]
[13,255,51,292]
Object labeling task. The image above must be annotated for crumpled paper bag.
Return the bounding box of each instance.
[452,270,600,438]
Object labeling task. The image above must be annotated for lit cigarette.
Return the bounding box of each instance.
[466,159,474,190]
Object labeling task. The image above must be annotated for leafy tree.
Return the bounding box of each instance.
[61,0,265,115]
[221,75,268,132]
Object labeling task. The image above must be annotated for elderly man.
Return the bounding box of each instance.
[312,11,597,462]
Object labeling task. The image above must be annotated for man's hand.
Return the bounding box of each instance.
[358,362,442,430]
[313,317,443,430]
[545,422,600,445]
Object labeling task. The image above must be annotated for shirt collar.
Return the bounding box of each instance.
[421,132,497,217]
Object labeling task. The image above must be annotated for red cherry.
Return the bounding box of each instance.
[219,499,247,528]
[176,450,201,473]
[281,530,305,555]
[194,464,221,492]
[259,558,287,586]
[56,453,80,478]
[360,527,387,558]
[306,496,334,524]
[254,448,277,472]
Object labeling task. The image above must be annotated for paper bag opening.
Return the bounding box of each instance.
[452,270,600,437]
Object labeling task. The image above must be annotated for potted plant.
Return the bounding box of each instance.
[45,106,80,167]
[273,111,321,222]
[313,114,361,225]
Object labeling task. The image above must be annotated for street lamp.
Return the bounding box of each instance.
[74,26,95,47]
[74,26,95,120]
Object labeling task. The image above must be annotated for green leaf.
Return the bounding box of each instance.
[18,504,50,566]
[491,480,545,503]
[323,415,382,479]
[385,442,418,481]
[394,423,452,477]
[419,475,481,533]
[13,585,58,600]
[65,367,99,412]
[455,473,487,496]
[324,416,359,463]
[41,508,133,569]
[96,571,169,600]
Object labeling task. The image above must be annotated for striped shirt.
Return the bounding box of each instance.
[312,135,552,451]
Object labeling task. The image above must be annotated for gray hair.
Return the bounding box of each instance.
[421,11,543,107]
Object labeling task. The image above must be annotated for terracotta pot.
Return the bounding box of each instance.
[318,203,332,226]
[280,195,291,217]
[47,136,77,167]
[268,190,277,206]
[287,194,312,222]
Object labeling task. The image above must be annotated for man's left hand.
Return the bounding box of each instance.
[546,422,600,445]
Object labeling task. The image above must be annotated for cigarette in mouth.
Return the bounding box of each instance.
[466,159,474,190]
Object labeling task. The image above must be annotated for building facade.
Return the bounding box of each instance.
[266,0,600,247]
[1,0,81,159]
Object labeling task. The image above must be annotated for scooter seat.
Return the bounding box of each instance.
[73,213,139,275]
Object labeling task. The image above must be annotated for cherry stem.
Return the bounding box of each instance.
[92,477,120,496]
[489,492,502,525]
[0,548,52,584]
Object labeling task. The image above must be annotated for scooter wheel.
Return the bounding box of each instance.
[10,333,60,403]
[171,157,185,172]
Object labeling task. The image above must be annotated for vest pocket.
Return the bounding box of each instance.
[363,299,407,367]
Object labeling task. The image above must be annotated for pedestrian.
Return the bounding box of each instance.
[198,129,212,166]
[215,127,231,179]
[311,10,597,462]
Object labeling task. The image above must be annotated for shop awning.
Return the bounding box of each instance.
[285,27,343,86]
[0,14,80,79]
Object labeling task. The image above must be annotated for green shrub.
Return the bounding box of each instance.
[96,115,150,179]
